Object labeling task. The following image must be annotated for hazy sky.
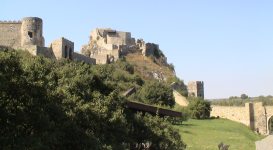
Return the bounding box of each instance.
[1,0,272,99]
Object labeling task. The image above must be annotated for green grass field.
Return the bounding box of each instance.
[174,119,266,150]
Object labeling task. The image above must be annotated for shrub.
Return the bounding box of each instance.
[188,97,211,119]
[140,80,175,108]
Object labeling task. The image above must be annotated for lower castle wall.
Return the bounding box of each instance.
[73,53,96,65]
[91,49,119,64]
[211,105,250,126]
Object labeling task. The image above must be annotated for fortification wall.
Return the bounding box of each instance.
[50,37,74,60]
[0,21,22,48]
[50,38,62,59]
[173,90,189,106]
[266,106,273,117]
[91,49,119,64]
[211,105,250,126]
[107,31,134,46]
[21,45,39,55]
[143,43,156,56]
[92,54,108,64]
[73,53,96,65]
[37,46,53,59]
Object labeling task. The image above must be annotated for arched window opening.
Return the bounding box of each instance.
[64,46,68,58]
[69,48,72,60]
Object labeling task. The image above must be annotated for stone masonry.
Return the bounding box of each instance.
[0,17,95,65]
[80,28,159,64]
[211,102,273,135]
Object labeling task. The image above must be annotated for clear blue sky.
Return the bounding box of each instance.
[1,0,272,99]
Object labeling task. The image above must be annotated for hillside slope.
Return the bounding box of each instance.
[124,53,176,82]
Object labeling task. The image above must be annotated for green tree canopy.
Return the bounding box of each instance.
[0,50,185,149]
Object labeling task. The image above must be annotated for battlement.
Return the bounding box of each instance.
[0,20,22,24]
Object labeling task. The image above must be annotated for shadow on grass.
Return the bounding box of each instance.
[180,124,198,126]
[182,130,196,134]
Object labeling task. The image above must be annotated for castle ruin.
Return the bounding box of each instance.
[0,17,204,99]
[80,28,159,64]
[0,17,95,64]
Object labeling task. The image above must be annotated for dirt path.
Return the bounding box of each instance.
[255,135,273,150]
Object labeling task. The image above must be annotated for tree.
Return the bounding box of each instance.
[140,80,175,108]
[188,97,211,119]
[0,50,185,149]
[241,94,248,99]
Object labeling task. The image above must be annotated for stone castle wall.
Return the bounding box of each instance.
[92,49,119,64]
[211,104,250,126]
[211,102,273,135]
[73,53,96,64]
[83,28,160,64]
[0,17,95,65]
[0,21,22,48]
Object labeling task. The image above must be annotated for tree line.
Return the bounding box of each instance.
[0,50,186,149]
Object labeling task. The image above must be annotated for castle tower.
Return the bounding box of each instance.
[187,81,204,98]
[21,17,44,47]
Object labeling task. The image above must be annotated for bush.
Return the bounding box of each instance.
[168,63,175,71]
[140,80,175,108]
[188,97,211,119]
[173,104,190,122]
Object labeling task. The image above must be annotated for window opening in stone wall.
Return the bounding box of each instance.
[28,31,33,38]
[65,46,68,58]
[10,25,13,28]
[69,48,72,60]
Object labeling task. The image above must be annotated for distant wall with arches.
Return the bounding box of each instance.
[211,102,273,135]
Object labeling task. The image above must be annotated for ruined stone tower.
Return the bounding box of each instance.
[21,17,44,47]
[187,81,204,98]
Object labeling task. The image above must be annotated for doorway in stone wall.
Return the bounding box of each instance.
[269,116,273,134]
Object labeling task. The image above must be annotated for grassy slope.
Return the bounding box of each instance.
[174,119,266,150]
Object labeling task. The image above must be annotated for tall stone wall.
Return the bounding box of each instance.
[37,46,53,59]
[50,37,74,60]
[0,21,22,48]
[143,43,156,56]
[211,102,273,135]
[91,49,119,64]
[211,104,250,126]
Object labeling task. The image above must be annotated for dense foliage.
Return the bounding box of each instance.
[187,97,211,119]
[0,50,186,149]
[211,95,273,106]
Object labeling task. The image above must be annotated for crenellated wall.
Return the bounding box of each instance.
[0,21,22,48]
